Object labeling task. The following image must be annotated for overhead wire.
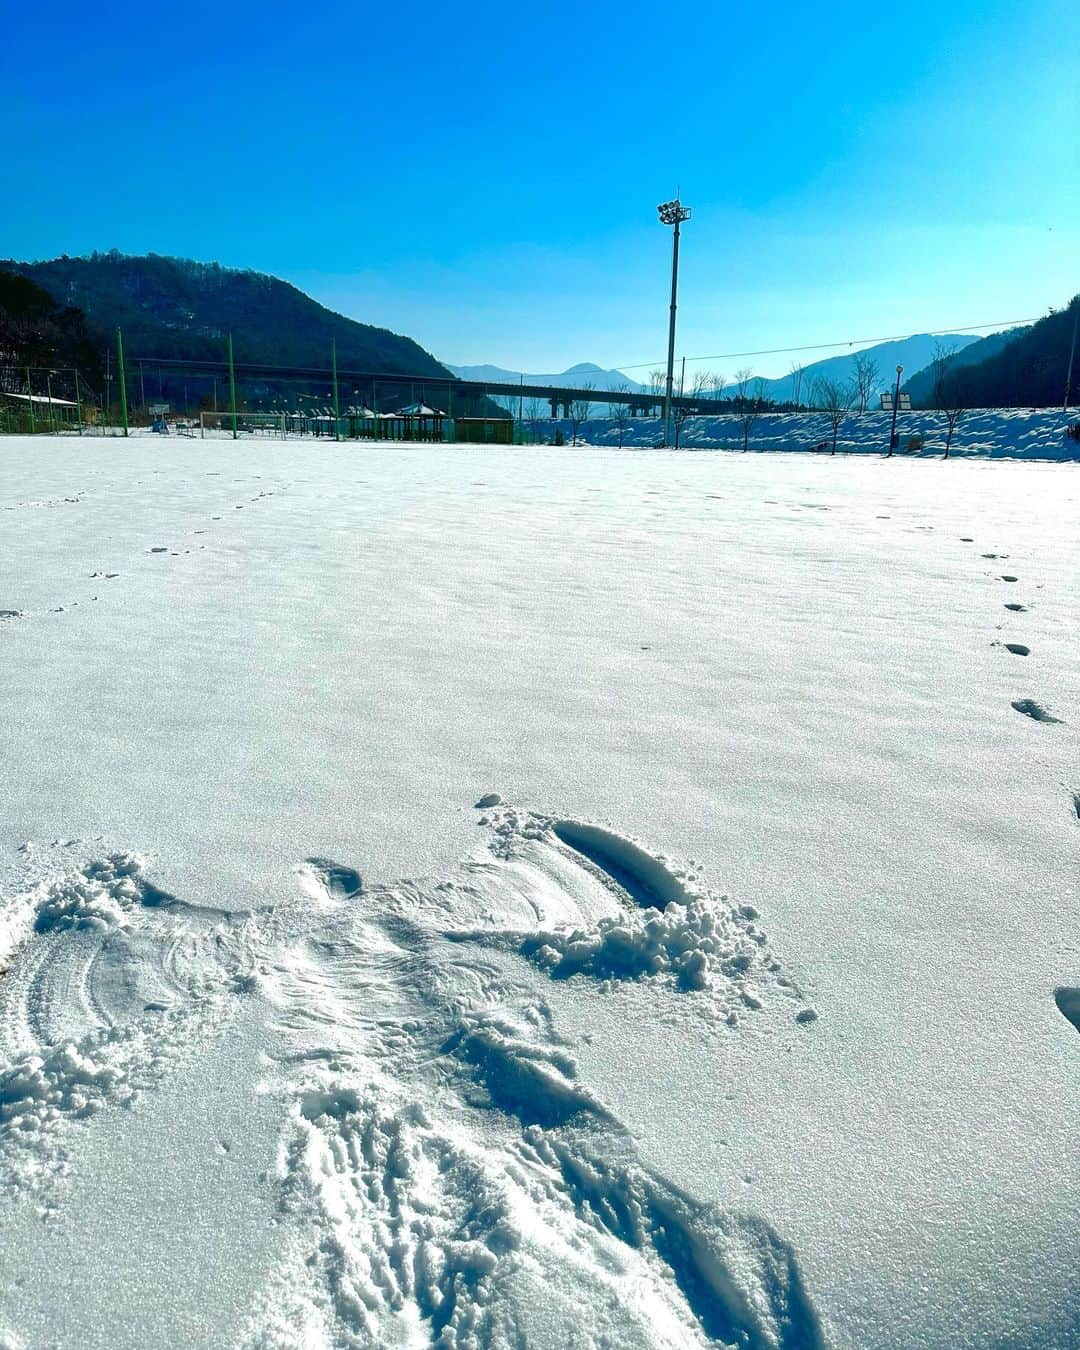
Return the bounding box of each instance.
[604,316,1042,374]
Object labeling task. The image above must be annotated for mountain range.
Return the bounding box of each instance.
[447,335,992,406]
[748,333,982,404]
[445,361,645,393]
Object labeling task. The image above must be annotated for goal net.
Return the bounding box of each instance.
[199,411,286,438]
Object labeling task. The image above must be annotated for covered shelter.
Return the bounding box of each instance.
[0,389,82,432]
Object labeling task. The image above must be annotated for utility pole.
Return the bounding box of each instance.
[657,197,691,448]
[227,334,238,439]
[117,329,129,437]
[1064,303,1079,412]
[887,364,902,457]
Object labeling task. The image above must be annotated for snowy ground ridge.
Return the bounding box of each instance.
[566,407,1080,460]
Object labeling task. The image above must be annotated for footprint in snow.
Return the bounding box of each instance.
[1011,699,1061,724]
[1054,988,1080,1035]
[1000,575,1019,582]
[1004,603,1027,612]
[1003,644,1030,656]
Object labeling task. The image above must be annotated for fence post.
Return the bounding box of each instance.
[25,367,36,433]
[331,338,340,440]
[74,368,83,435]
[227,334,238,439]
[117,329,129,436]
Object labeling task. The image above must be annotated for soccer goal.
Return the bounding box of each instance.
[199,411,287,439]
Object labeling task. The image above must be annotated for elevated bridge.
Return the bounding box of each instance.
[128,355,722,418]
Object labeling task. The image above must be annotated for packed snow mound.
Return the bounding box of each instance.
[525,898,759,992]
[1,1030,136,1130]
[33,852,148,933]
[472,807,803,1014]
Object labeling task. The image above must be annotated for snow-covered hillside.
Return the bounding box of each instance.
[0,437,1077,1349]
[567,407,1079,460]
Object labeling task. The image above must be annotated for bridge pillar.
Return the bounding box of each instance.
[550,397,559,419]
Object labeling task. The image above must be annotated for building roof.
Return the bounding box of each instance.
[2,390,78,407]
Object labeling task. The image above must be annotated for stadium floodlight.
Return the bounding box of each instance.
[657,198,691,446]
[657,199,691,227]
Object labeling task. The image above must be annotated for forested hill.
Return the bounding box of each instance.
[0,270,103,384]
[902,327,1026,405]
[1,253,451,377]
[906,298,1079,409]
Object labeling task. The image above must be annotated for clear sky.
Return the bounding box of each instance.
[3,0,1077,378]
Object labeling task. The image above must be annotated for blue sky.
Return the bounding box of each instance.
[3,0,1077,377]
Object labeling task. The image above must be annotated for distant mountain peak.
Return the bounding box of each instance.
[444,360,643,393]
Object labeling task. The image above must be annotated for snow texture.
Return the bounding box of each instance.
[0,435,1078,1349]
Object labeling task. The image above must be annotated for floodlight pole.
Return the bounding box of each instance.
[887,364,903,457]
[658,197,691,448]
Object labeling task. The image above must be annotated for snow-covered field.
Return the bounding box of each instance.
[569,407,1079,460]
[0,434,1077,1349]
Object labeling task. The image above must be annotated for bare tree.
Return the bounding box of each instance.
[710,371,727,404]
[926,341,965,457]
[852,353,880,414]
[929,341,959,409]
[524,396,546,444]
[733,374,767,452]
[609,385,632,449]
[942,403,963,458]
[817,378,855,454]
[789,361,808,410]
[567,382,594,446]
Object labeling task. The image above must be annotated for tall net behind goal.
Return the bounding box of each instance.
[200,411,286,438]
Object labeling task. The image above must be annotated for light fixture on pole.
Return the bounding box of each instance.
[657,196,691,447]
